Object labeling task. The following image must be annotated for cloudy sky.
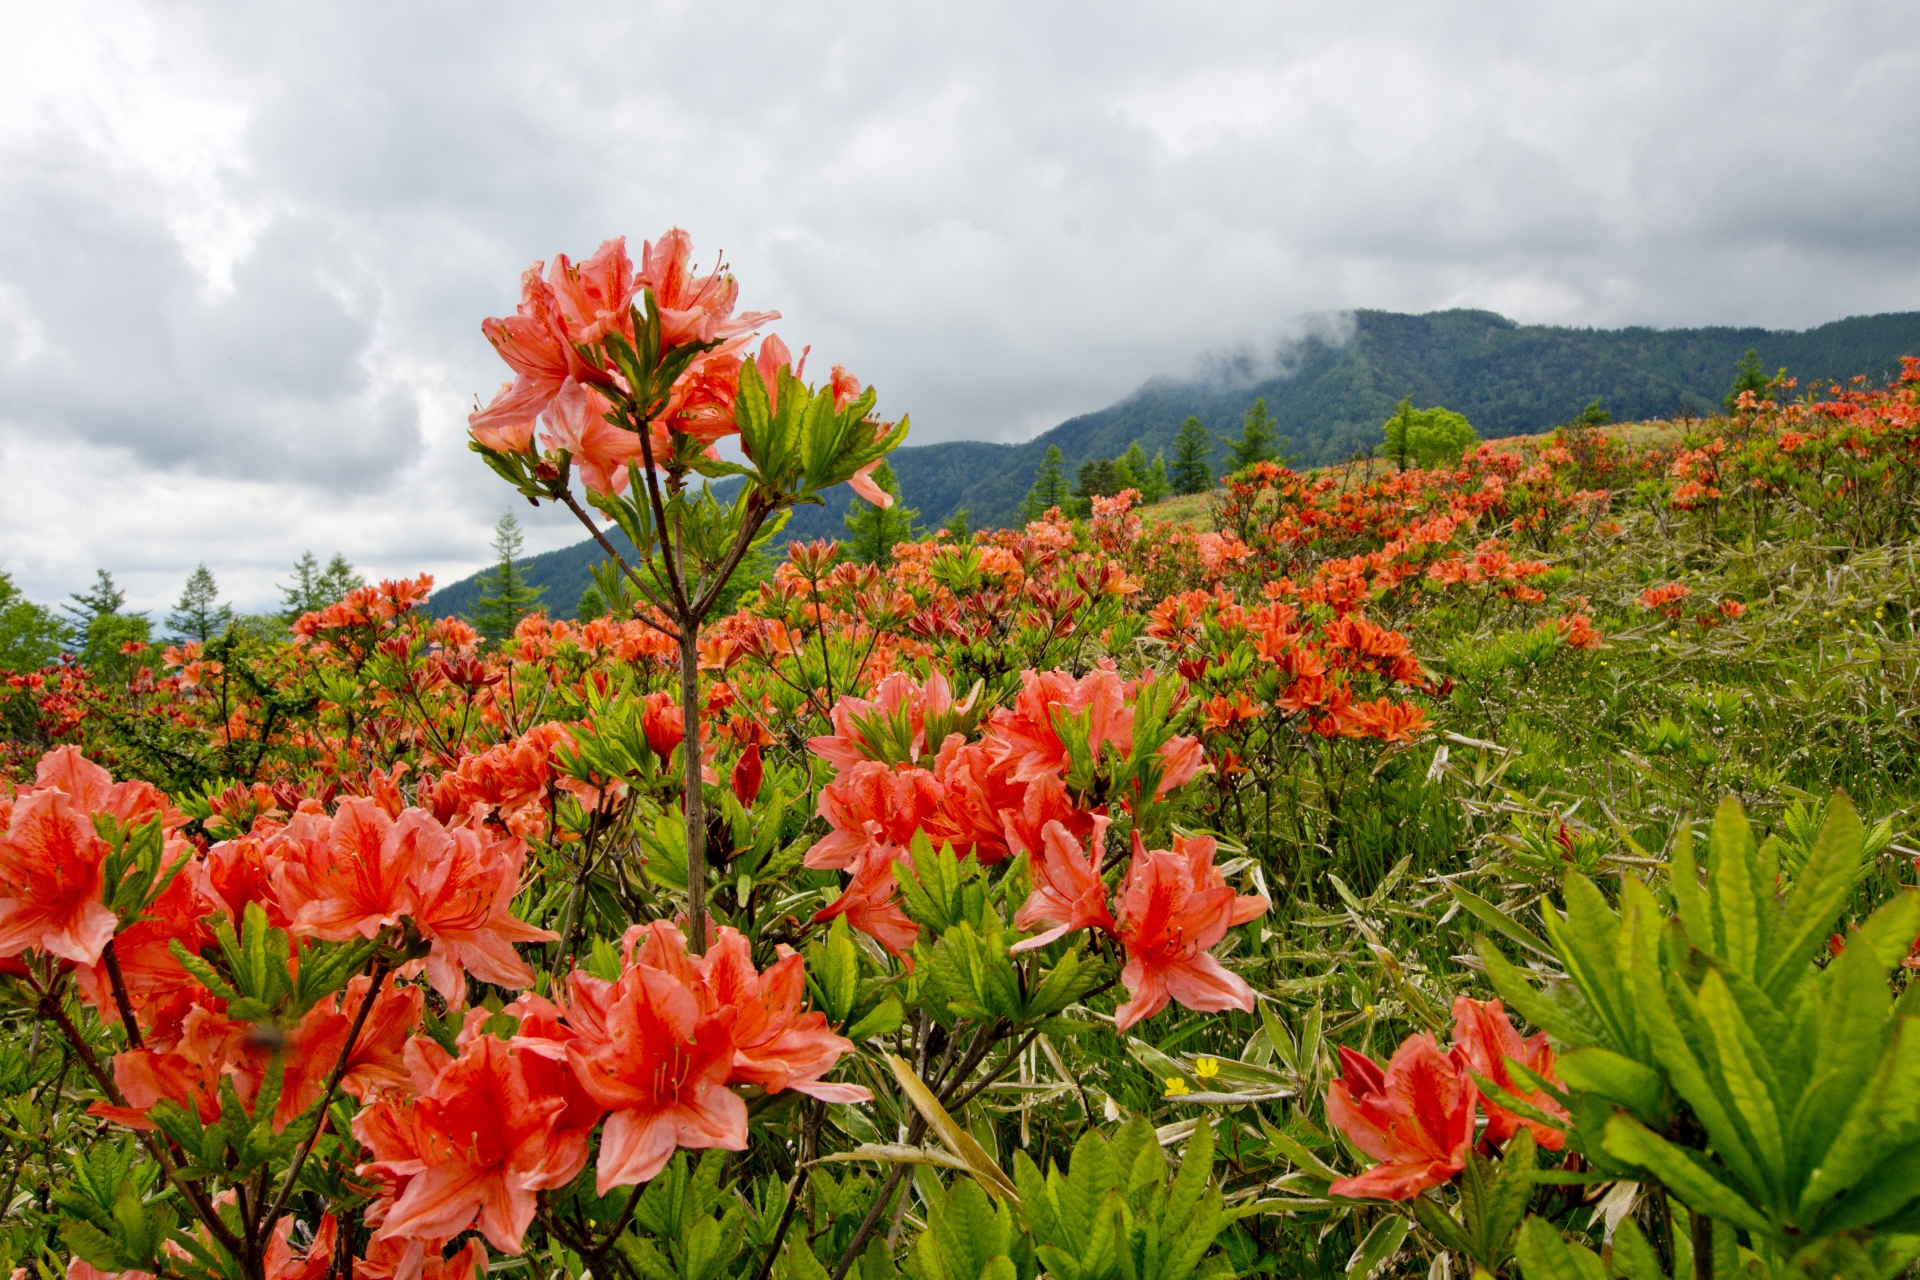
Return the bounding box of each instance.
[2,0,1917,614]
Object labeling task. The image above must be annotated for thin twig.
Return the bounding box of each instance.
[262,956,395,1233]
[101,940,144,1048]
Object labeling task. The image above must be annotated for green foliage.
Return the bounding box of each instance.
[1221,398,1292,473]
[1013,1119,1231,1280]
[1379,398,1476,470]
[472,510,546,639]
[279,550,362,621]
[1021,446,1073,521]
[1171,417,1214,495]
[577,583,610,620]
[844,463,919,564]
[166,563,234,643]
[78,611,154,683]
[1485,796,1920,1267]
[0,571,66,672]
[1725,348,1774,413]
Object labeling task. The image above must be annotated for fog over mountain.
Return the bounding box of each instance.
[2,1,1918,612]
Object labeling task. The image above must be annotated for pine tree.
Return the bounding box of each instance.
[1116,442,1151,492]
[943,508,972,541]
[1019,446,1072,521]
[1724,349,1772,413]
[1074,458,1125,510]
[471,512,545,640]
[1140,451,1172,504]
[842,463,918,564]
[167,565,234,643]
[1171,417,1214,495]
[575,584,609,621]
[282,552,363,622]
[1222,398,1282,473]
[65,569,128,630]
[319,554,363,602]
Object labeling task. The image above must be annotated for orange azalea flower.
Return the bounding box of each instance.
[272,800,423,941]
[640,228,777,352]
[698,926,870,1103]
[0,788,117,965]
[563,940,746,1192]
[641,690,685,760]
[539,377,650,496]
[407,823,557,1005]
[358,1033,580,1252]
[1450,996,1567,1149]
[813,851,920,959]
[989,667,1132,785]
[1348,698,1428,744]
[1011,817,1116,952]
[1111,832,1268,1031]
[548,237,637,348]
[808,671,971,770]
[470,263,601,454]
[1325,1035,1476,1200]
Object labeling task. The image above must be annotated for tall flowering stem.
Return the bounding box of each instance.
[468,231,906,951]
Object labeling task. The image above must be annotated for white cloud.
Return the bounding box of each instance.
[1,0,1918,608]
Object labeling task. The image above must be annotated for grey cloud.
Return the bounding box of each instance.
[2,0,1919,604]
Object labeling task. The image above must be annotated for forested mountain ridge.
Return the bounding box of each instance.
[431,306,1920,619]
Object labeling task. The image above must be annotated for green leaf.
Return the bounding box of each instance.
[1789,932,1892,1202]
[1626,918,1764,1196]
[848,997,904,1041]
[1706,796,1765,979]
[1762,791,1867,1000]
[817,917,860,1025]
[1061,1131,1119,1254]
[1693,969,1786,1194]
[1669,823,1713,955]
[1474,936,1607,1049]
[1449,885,1556,961]
[1165,1120,1213,1231]
[1540,875,1636,1055]
[1512,1217,1609,1280]
[1609,1219,1669,1280]
[1799,1015,1920,1218]
[1601,1112,1771,1235]
[1345,1216,1408,1280]
[1554,1048,1666,1119]
[1848,891,1920,973]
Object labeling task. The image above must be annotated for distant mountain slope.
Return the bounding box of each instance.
[432,307,1920,619]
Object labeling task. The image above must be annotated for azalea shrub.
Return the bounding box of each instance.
[3,236,1920,1280]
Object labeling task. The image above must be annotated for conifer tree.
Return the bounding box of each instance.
[1171,416,1214,495]
[842,463,918,564]
[1222,398,1284,473]
[1019,445,1072,520]
[575,584,609,620]
[1116,442,1150,492]
[472,512,545,640]
[1140,450,1172,503]
[65,569,127,631]
[167,564,234,643]
[1724,349,1772,413]
[943,508,972,541]
[1075,458,1124,499]
[319,553,363,602]
[280,551,363,621]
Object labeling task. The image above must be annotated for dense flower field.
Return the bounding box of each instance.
[4,233,1920,1280]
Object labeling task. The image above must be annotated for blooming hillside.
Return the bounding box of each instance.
[3,233,1920,1280]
